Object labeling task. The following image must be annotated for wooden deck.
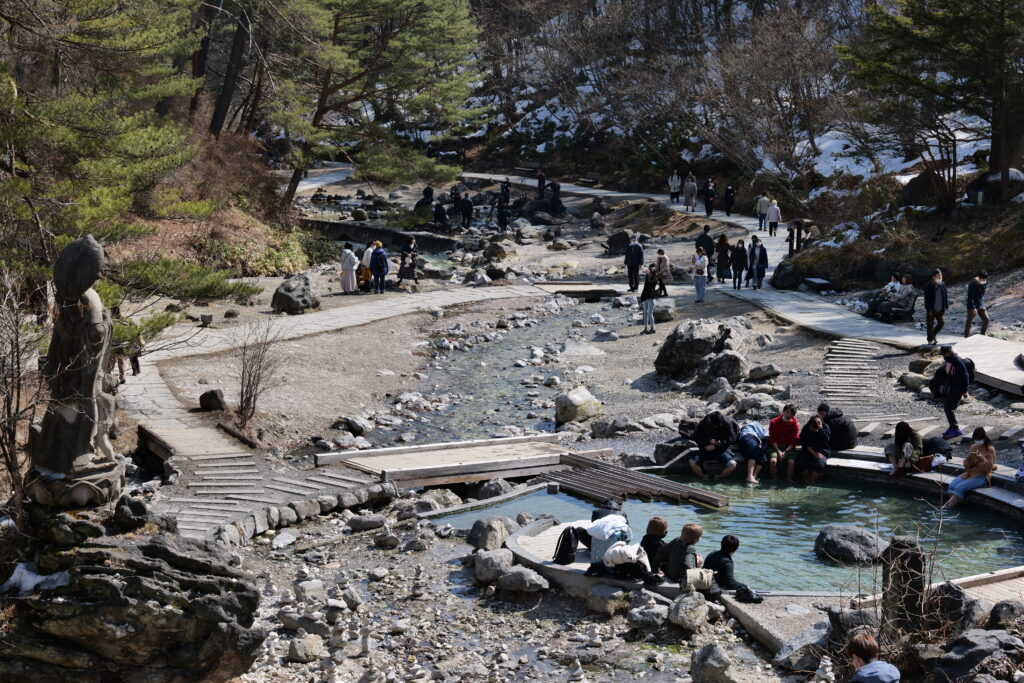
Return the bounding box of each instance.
[955,334,1024,397]
[853,565,1024,608]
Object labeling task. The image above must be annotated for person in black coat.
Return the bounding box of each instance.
[703,535,745,590]
[537,169,546,199]
[792,415,831,483]
[704,182,717,217]
[938,345,970,439]
[624,235,645,292]
[500,178,512,205]
[433,200,449,227]
[964,270,990,337]
[730,240,747,290]
[459,194,474,228]
[747,236,769,289]
[640,517,668,563]
[817,403,858,451]
[497,204,512,232]
[696,225,716,272]
[923,268,949,345]
[724,185,736,216]
[689,411,739,479]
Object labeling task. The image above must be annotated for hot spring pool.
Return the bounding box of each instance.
[440,480,1024,592]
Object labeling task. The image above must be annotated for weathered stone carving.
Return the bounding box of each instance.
[28,235,124,507]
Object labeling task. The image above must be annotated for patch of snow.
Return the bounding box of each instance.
[0,561,70,597]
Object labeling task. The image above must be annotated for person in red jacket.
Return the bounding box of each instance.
[768,404,800,480]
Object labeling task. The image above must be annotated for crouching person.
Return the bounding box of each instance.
[689,411,740,479]
[885,421,923,477]
[702,535,746,591]
[603,540,660,585]
[732,421,769,484]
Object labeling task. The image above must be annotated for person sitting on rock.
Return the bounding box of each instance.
[848,633,900,682]
[885,421,923,477]
[768,404,800,480]
[702,535,745,591]
[791,415,831,483]
[640,517,668,562]
[433,200,450,227]
[688,411,740,480]
[818,402,857,452]
[652,523,703,583]
[734,421,769,484]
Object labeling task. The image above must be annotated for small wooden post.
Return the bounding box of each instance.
[880,535,926,640]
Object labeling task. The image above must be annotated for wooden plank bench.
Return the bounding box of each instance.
[513,161,540,174]
[575,172,600,186]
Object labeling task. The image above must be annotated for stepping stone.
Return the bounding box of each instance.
[194,473,265,481]
[858,422,879,437]
[917,425,939,438]
[265,481,321,496]
[1000,425,1024,441]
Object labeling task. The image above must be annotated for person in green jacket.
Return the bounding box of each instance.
[652,523,703,583]
[885,421,923,476]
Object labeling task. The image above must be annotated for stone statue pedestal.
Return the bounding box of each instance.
[27,460,125,509]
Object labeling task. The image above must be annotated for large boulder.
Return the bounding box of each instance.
[927,582,989,638]
[554,387,603,425]
[606,230,633,255]
[0,533,264,682]
[934,630,1024,683]
[987,600,1024,631]
[497,566,549,592]
[271,272,320,314]
[483,240,517,260]
[199,389,227,411]
[627,604,669,629]
[474,548,513,584]
[697,350,750,385]
[654,320,747,377]
[965,168,1024,205]
[771,259,801,290]
[668,591,708,631]
[690,642,741,683]
[814,525,887,565]
[899,372,929,391]
[467,478,514,500]
[466,517,517,551]
[901,170,944,207]
[653,300,676,322]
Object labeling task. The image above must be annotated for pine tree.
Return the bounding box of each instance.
[842,0,1024,202]
[272,0,480,205]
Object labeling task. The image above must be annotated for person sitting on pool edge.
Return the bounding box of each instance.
[885,421,923,477]
[652,522,703,583]
[791,415,831,483]
[768,404,800,480]
[640,517,668,561]
[818,402,858,453]
[943,427,996,509]
[689,411,740,480]
[702,534,746,591]
[848,633,900,682]
[733,421,769,484]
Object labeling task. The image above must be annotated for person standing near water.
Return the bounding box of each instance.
[692,246,709,303]
[943,427,996,508]
[369,241,389,294]
[339,242,360,295]
[624,234,644,292]
[924,268,948,345]
[639,264,659,335]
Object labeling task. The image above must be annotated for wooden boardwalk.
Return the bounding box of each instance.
[955,334,1024,397]
[853,565,1024,609]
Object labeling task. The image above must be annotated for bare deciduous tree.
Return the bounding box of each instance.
[234,318,284,430]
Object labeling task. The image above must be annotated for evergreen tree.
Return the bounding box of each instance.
[272,0,480,205]
[842,0,1024,202]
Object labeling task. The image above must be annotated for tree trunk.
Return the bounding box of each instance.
[188,2,216,118]
[282,164,304,207]
[209,7,251,137]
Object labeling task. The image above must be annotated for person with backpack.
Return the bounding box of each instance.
[755,193,771,231]
[730,239,747,290]
[702,535,745,590]
[639,264,659,335]
[938,345,970,439]
[924,268,949,345]
[765,200,782,237]
[668,170,682,204]
[683,173,698,211]
[624,234,644,292]
[818,403,858,452]
[369,241,389,294]
[964,270,990,337]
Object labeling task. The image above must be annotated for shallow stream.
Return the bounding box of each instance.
[440,480,1024,592]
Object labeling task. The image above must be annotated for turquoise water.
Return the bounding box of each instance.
[440,481,1024,592]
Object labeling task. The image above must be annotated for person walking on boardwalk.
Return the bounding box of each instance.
[730,239,747,290]
[696,225,715,270]
[964,270,990,337]
[924,268,949,345]
[755,193,771,231]
[724,184,736,216]
[715,234,731,284]
[765,199,782,237]
[340,242,360,295]
[655,249,671,296]
[639,264,659,334]
[369,240,389,294]
[704,181,717,217]
[938,345,970,439]
[536,169,546,199]
[748,235,768,289]
[668,170,682,204]
[692,246,709,303]
[683,173,698,211]
[624,234,644,292]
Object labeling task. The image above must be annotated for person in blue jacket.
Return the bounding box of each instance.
[369,241,389,294]
[848,634,900,682]
[624,235,644,292]
[964,270,989,337]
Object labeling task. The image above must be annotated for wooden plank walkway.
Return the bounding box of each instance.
[822,339,880,408]
[955,335,1024,397]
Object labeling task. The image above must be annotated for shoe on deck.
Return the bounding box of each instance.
[942,427,963,439]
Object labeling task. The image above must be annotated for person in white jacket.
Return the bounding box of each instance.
[339,242,360,294]
[765,200,782,237]
[667,171,682,204]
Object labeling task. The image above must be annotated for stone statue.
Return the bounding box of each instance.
[28,235,124,508]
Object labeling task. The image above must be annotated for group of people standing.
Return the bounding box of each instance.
[338,237,420,295]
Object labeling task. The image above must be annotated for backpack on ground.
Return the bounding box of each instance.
[553,526,580,565]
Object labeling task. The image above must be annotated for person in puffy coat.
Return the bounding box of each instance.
[765,199,782,236]
[818,403,858,451]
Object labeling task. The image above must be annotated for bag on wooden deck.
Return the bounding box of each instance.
[553,526,581,565]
